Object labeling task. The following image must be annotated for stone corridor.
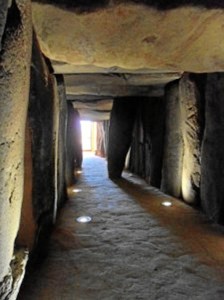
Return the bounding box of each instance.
[18,154,224,300]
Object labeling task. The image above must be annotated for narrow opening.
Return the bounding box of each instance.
[81,120,97,152]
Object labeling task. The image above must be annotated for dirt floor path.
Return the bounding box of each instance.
[18,153,224,300]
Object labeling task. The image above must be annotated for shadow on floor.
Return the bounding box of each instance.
[112,174,224,277]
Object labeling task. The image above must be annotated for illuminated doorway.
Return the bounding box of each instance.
[81,121,97,152]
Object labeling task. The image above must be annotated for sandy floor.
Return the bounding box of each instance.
[18,153,224,300]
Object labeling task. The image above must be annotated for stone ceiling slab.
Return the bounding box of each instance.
[32,2,224,72]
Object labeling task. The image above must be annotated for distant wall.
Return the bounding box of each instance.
[129,97,165,187]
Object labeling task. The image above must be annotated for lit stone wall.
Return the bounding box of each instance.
[0,0,32,298]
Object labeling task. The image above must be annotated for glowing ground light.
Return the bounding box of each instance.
[76,170,82,174]
[161,201,173,207]
[73,188,82,193]
[76,216,92,223]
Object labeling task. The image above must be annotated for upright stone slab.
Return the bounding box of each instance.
[24,32,55,261]
[142,97,165,188]
[73,109,83,169]
[179,73,205,204]
[66,104,82,186]
[108,98,138,178]
[0,0,8,50]
[129,106,144,177]
[128,97,165,187]
[16,122,36,251]
[0,0,32,297]
[56,75,68,208]
[201,73,224,224]
[161,81,183,198]
[52,75,60,222]
[96,122,106,157]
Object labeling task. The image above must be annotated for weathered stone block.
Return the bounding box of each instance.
[201,73,224,224]
[55,75,68,208]
[0,0,32,290]
[0,0,8,50]
[66,103,82,186]
[129,97,165,188]
[108,98,138,178]
[161,81,183,198]
[179,73,205,204]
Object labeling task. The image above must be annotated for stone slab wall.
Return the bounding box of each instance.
[201,73,224,224]
[129,97,165,187]
[14,31,65,267]
[161,74,205,205]
[0,0,32,297]
[108,98,138,179]
[66,103,83,186]
[179,74,206,204]
[161,81,183,197]
[56,75,68,209]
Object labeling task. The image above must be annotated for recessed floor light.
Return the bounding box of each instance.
[76,216,92,223]
[161,201,172,207]
[73,188,82,193]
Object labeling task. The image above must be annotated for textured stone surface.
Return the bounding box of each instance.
[73,99,113,121]
[161,81,183,198]
[0,249,28,300]
[108,98,137,178]
[16,123,36,251]
[52,62,182,75]
[25,32,56,261]
[201,73,224,224]
[52,75,60,222]
[66,104,82,186]
[0,0,32,286]
[55,75,68,209]
[129,97,165,187]
[32,2,224,72]
[18,154,224,299]
[0,0,8,50]
[179,73,205,204]
[65,73,181,89]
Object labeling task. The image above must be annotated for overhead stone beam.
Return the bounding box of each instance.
[66,87,164,98]
[64,73,181,87]
[32,3,224,72]
[52,61,182,76]
[72,99,113,111]
[66,95,113,102]
[75,108,110,121]
[64,73,174,100]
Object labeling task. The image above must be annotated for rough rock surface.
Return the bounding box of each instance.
[0,0,32,287]
[55,75,68,209]
[129,97,165,187]
[161,81,183,198]
[201,73,224,224]
[66,104,83,186]
[18,154,224,299]
[0,0,8,50]
[16,123,36,251]
[179,73,205,204]
[32,2,224,72]
[108,98,137,178]
[0,249,28,300]
[73,99,113,121]
[26,32,55,255]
